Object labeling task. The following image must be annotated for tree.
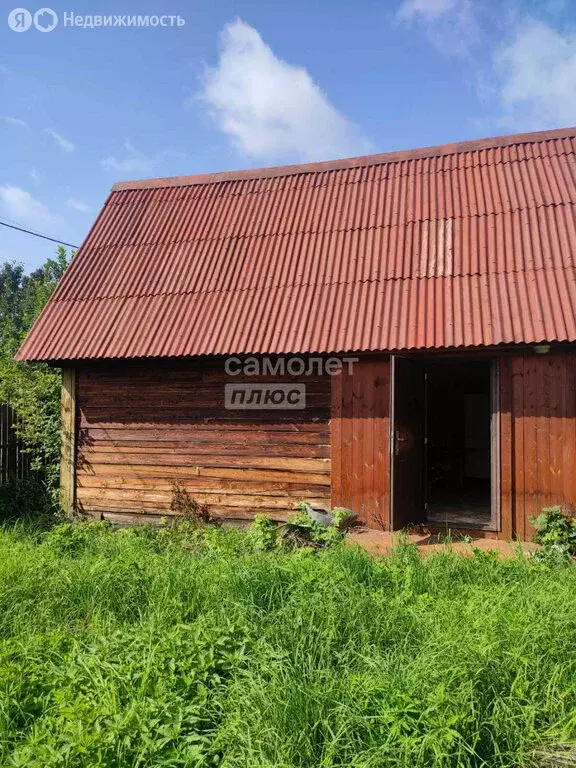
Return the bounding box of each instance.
[0,246,71,507]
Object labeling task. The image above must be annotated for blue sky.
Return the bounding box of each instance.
[1,0,575,270]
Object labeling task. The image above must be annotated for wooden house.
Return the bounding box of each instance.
[17,126,576,540]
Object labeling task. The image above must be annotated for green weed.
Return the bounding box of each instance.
[0,520,573,766]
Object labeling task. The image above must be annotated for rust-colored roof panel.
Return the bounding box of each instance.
[17,126,576,362]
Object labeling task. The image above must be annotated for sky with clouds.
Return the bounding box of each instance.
[1,0,575,270]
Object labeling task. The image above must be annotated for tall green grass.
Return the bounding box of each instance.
[0,521,574,767]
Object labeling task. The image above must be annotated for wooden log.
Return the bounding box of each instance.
[60,368,77,516]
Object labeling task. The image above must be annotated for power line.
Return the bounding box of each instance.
[0,220,79,249]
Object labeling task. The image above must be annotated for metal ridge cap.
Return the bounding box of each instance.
[111,126,576,192]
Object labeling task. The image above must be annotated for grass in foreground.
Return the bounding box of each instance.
[0,521,574,767]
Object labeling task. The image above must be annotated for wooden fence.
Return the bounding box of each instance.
[0,404,33,484]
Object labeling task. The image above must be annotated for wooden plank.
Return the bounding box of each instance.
[98,507,296,524]
[79,444,330,460]
[330,371,343,507]
[563,354,576,506]
[77,432,329,448]
[77,475,329,494]
[373,360,390,530]
[535,357,552,518]
[360,363,373,523]
[79,423,329,439]
[77,490,328,510]
[340,369,354,509]
[351,363,364,518]
[511,355,526,540]
[80,465,331,484]
[60,368,77,516]
[549,356,563,505]
[498,357,513,540]
[79,454,329,472]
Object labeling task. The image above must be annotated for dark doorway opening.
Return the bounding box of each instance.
[391,357,496,531]
[425,360,492,529]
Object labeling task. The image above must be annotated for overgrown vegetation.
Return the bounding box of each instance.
[170,481,213,524]
[531,505,576,565]
[0,247,70,514]
[0,519,574,767]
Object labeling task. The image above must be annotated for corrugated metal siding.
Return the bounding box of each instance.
[17,127,576,361]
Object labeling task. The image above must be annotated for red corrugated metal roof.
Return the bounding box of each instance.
[17,126,576,361]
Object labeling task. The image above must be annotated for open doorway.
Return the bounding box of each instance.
[391,357,497,531]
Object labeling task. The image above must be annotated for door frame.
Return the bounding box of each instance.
[389,354,501,532]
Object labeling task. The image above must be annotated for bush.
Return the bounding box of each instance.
[0,248,71,512]
[0,477,52,523]
[531,505,576,564]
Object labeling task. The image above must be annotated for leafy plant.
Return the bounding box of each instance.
[170,481,213,524]
[278,510,345,550]
[248,513,278,551]
[0,247,71,510]
[0,521,574,767]
[531,505,576,564]
[0,476,52,523]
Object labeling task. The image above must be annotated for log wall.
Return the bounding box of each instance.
[75,360,331,523]
[70,349,576,539]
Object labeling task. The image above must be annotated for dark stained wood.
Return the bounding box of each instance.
[76,359,331,522]
[500,349,576,540]
[74,349,576,539]
[498,358,513,540]
[331,358,391,529]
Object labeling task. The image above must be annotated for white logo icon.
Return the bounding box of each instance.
[33,7,57,31]
[8,7,32,31]
[7,7,58,31]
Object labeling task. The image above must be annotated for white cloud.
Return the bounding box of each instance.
[495,18,576,128]
[28,168,41,185]
[397,0,458,21]
[44,128,75,152]
[200,19,370,162]
[396,0,477,52]
[66,198,90,213]
[1,116,29,129]
[101,141,154,173]
[101,141,184,174]
[0,186,56,228]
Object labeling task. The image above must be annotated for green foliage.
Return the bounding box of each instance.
[170,481,213,524]
[274,511,343,551]
[0,477,52,523]
[248,513,278,552]
[0,247,71,509]
[531,505,576,564]
[248,511,348,553]
[0,521,574,766]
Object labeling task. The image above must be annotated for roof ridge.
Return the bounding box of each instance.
[111,125,576,192]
